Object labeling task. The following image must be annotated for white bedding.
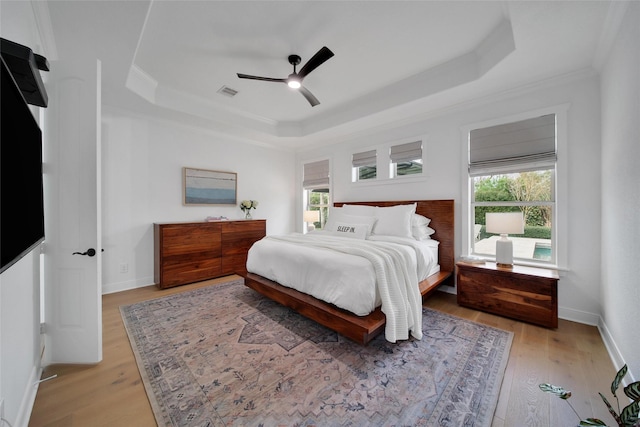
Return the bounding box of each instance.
[245,232,439,342]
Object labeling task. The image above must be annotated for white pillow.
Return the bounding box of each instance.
[323,206,344,229]
[325,211,377,236]
[372,203,416,238]
[411,213,431,227]
[413,225,436,240]
[332,222,370,239]
[342,204,376,217]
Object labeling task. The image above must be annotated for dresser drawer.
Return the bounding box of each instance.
[160,223,221,256]
[160,257,223,288]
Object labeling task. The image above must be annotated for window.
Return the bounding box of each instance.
[352,150,376,181]
[469,114,556,265]
[305,190,330,231]
[390,140,422,178]
[303,159,330,230]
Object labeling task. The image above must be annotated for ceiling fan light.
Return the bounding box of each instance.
[287,76,301,89]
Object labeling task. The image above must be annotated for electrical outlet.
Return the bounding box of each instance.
[119,262,129,273]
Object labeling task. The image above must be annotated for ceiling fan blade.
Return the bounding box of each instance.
[298,86,320,107]
[297,46,334,80]
[237,73,286,83]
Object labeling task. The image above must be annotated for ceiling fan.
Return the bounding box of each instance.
[237,46,334,107]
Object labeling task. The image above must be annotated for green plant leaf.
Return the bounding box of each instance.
[625,382,640,402]
[620,400,640,427]
[540,383,572,399]
[613,365,629,397]
[580,419,608,426]
[600,392,623,424]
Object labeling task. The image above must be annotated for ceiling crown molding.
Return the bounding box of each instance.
[125,18,514,140]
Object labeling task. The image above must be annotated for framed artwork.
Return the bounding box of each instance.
[183,167,237,205]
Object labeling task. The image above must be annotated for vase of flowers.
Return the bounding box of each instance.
[240,200,258,219]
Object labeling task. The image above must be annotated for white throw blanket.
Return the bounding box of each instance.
[264,233,423,342]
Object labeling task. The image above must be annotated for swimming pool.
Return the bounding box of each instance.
[533,243,551,261]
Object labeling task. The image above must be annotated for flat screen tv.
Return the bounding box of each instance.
[1,56,45,274]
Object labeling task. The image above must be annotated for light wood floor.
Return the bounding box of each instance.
[29,275,617,427]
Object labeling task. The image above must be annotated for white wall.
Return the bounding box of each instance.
[298,71,603,326]
[600,1,640,380]
[0,253,41,427]
[0,2,48,425]
[101,110,296,294]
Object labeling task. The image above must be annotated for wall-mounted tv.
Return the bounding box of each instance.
[0,56,45,273]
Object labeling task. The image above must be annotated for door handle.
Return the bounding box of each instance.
[72,248,104,257]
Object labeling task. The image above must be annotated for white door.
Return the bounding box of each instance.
[43,58,102,364]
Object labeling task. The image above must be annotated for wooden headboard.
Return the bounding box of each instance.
[333,200,455,274]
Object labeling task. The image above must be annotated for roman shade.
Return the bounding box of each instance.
[390,141,422,163]
[303,159,330,189]
[469,114,556,176]
[352,150,377,168]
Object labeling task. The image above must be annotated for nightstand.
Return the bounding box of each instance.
[456,261,559,328]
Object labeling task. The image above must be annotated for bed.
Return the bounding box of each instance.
[244,199,455,345]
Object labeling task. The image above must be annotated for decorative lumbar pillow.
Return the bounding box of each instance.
[332,222,370,239]
[324,211,377,236]
[372,203,416,238]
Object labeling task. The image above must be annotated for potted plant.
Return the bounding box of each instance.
[539,364,640,426]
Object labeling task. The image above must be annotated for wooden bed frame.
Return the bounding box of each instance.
[244,199,455,345]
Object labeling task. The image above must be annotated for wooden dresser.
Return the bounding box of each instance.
[456,261,559,328]
[154,219,266,289]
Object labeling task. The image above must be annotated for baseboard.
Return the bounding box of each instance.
[597,317,636,383]
[15,365,42,427]
[558,305,600,326]
[102,276,154,295]
[440,290,632,382]
[557,308,635,383]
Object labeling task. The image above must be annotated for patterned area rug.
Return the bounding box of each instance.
[121,279,512,426]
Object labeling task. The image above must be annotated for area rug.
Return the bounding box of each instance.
[120,279,513,426]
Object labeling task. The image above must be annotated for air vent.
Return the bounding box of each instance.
[217,86,238,97]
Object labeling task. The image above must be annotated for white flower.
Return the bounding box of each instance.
[240,200,258,211]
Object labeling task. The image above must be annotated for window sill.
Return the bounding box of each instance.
[351,174,429,187]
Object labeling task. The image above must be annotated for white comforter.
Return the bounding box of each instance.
[246,232,439,342]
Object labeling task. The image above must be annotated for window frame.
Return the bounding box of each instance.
[351,149,377,182]
[461,106,568,270]
[390,140,423,178]
[351,135,427,184]
[302,157,331,233]
[304,188,330,231]
[470,172,556,265]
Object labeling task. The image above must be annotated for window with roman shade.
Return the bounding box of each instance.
[352,149,377,181]
[468,113,557,265]
[303,159,330,230]
[303,159,329,190]
[469,114,556,176]
[390,140,422,177]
